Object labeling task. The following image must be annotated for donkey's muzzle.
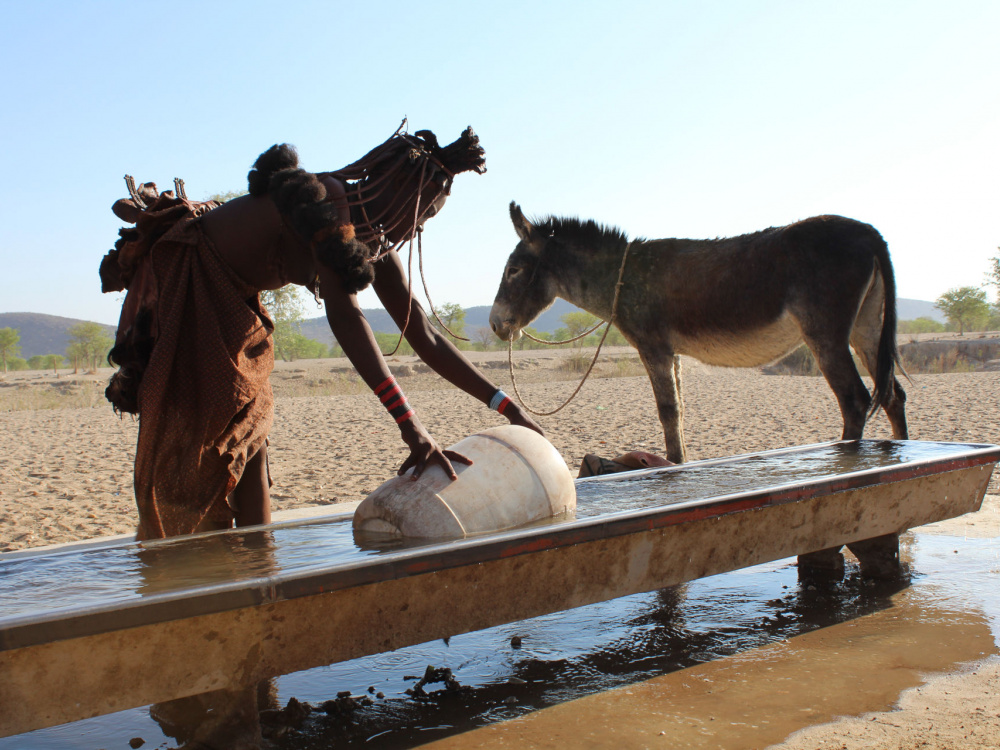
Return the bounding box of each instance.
[489,315,520,342]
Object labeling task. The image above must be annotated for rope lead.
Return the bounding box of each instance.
[507,241,632,416]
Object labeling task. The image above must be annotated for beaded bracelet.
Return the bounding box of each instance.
[489,389,512,415]
[374,376,415,424]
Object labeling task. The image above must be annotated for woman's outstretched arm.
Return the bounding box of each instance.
[318,264,472,480]
[370,250,544,435]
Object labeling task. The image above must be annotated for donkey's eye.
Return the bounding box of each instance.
[506,266,522,280]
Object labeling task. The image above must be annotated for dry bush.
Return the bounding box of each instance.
[269,371,369,398]
[900,346,977,374]
[0,379,108,412]
[559,353,592,374]
[762,345,822,376]
[899,339,1000,374]
[761,339,1000,377]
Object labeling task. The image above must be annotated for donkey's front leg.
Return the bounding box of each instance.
[673,355,685,452]
[637,348,686,463]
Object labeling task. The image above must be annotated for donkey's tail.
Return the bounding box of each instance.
[869,234,903,420]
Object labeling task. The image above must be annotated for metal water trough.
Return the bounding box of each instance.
[1,439,996,737]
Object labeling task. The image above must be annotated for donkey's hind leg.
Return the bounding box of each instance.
[851,296,909,439]
[673,354,685,448]
[855,343,909,439]
[884,378,908,439]
[804,335,872,440]
[638,348,686,464]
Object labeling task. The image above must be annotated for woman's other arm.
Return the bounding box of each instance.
[371,250,543,435]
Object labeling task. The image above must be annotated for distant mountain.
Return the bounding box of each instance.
[897,298,945,323]
[299,299,585,345]
[0,295,945,357]
[302,297,944,343]
[0,313,116,359]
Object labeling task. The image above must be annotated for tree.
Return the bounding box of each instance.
[262,285,308,361]
[65,341,87,374]
[0,327,21,374]
[430,302,466,341]
[935,286,989,335]
[67,321,113,373]
[207,189,247,203]
[605,325,629,347]
[559,311,602,349]
[279,331,327,361]
[46,354,64,374]
[472,326,497,350]
[897,317,946,335]
[986,248,1000,295]
[373,332,414,356]
[515,326,551,351]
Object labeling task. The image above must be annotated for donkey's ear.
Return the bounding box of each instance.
[509,202,537,245]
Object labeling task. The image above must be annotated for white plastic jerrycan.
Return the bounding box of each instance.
[353,425,576,539]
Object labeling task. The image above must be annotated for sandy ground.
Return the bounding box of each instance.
[2,347,999,747]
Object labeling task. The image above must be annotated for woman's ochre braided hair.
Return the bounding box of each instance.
[247,124,486,294]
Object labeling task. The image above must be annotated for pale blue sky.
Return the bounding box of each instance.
[2,1,998,325]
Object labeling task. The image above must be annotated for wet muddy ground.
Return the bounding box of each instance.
[5,516,997,750]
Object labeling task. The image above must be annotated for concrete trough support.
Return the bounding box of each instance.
[0,440,997,736]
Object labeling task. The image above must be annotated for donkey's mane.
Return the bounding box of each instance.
[537,215,632,250]
[541,215,793,248]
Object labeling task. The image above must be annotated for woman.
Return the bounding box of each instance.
[102,125,540,540]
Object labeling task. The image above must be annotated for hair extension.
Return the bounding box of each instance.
[326,125,486,248]
[247,144,299,196]
[249,144,376,293]
[105,307,155,414]
[246,127,486,294]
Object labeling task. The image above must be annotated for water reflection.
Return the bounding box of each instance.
[136,533,280,750]
[5,531,996,750]
[259,564,914,747]
[135,530,280,595]
[149,682,278,749]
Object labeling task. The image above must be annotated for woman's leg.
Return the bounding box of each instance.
[230,443,272,527]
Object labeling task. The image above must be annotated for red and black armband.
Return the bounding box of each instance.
[374,376,415,424]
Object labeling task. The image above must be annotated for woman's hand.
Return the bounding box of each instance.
[398,418,474,480]
[502,402,545,436]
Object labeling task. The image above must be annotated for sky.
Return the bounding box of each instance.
[1,0,999,326]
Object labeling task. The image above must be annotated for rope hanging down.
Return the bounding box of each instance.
[521,318,604,345]
[375,152,469,356]
[507,241,632,416]
[378,157,426,357]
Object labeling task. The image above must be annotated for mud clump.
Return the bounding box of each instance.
[260,696,313,740]
[404,665,464,697]
[320,690,375,718]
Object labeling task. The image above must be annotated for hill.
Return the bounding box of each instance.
[897,298,946,323]
[300,297,945,343]
[299,299,584,345]
[0,297,947,356]
[0,313,116,359]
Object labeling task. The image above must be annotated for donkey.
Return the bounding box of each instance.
[489,203,908,463]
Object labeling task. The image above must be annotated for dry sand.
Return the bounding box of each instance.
[2,347,999,747]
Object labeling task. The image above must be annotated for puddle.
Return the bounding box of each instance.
[6,527,997,749]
